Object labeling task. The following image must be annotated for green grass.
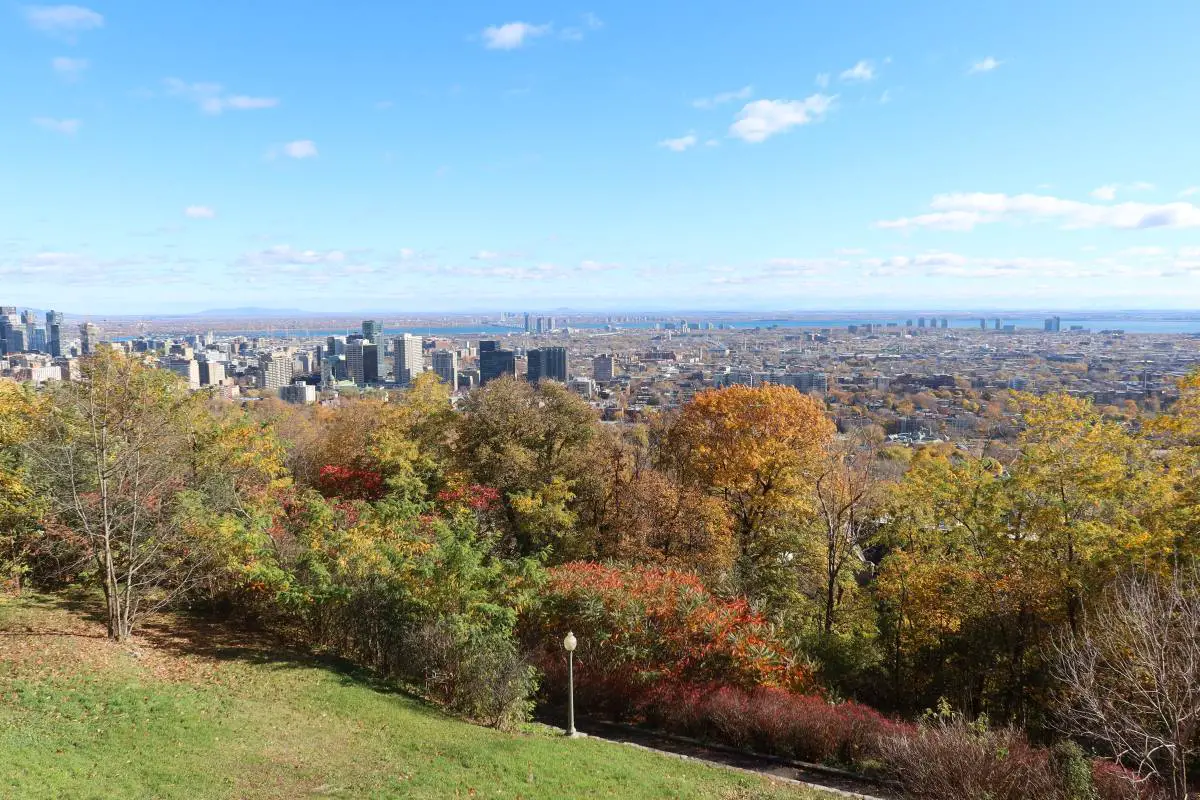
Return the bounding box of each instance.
[0,593,835,800]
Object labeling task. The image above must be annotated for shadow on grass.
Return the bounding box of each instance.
[32,591,443,718]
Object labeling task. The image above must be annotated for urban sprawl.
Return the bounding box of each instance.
[3,306,1199,450]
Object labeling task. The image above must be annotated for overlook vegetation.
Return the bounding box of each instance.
[2,351,1200,797]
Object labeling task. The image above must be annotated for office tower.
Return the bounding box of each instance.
[362,320,382,343]
[21,310,36,351]
[905,319,913,327]
[345,340,378,386]
[79,322,101,355]
[940,318,949,329]
[46,311,63,357]
[393,333,424,386]
[917,317,926,328]
[1044,316,1061,332]
[523,312,531,333]
[527,346,567,383]
[979,319,987,330]
[432,350,458,391]
[161,357,201,390]
[259,351,293,390]
[593,353,615,382]
[994,318,1002,330]
[198,360,226,387]
[479,346,515,384]
[0,308,20,355]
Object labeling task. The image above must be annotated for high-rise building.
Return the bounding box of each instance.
[198,360,226,387]
[46,311,63,357]
[479,346,515,384]
[523,312,531,333]
[593,353,615,382]
[346,339,379,386]
[527,346,567,383]
[161,357,201,390]
[0,308,18,355]
[1044,316,1062,332]
[362,320,382,343]
[79,322,101,355]
[979,319,987,330]
[940,318,949,329]
[432,350,458,391]
[259,351,293,390]
[21,310,37,351]
[917,317,926,328]
[994,318,1002,330]
[393,333,423,386]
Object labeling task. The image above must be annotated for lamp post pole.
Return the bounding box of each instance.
[563,631,577,737]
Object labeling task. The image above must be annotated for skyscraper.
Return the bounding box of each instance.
[527,346,568,383]
[479,345,515,384]
[46,311,63,357]
[1044,316,1062,332]
[432,350,458,391]
[0,308,21,355]
[79,322,101,355]
[259,351,293,390]
[362,320,382,343]
[593,353,615,382]
[21,310,36,351]
[346,339,379,386]
[393,333,423,386]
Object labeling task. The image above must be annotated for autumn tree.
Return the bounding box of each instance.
[666,384,835,605]
[811,434,888,635]
[0,381,44,592]
[453,377,601,558]
[25,351,281,640]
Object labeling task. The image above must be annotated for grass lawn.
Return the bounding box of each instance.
[0,593,837,800]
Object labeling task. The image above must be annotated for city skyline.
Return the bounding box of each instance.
[4,2,1200,313]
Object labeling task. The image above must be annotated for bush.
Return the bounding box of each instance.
[878,720,1063,800]
[407,620,538,731]
[1091,760,1160,800]
[527,562,811,714]
[1052,740,1099,800]
[635,683,904,767]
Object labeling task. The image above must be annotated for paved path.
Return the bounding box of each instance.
[569,718,898,800]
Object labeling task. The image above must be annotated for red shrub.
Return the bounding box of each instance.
[529,562,811,710]
[317,464,384,500]
[1092,760,1158,800]
[634,683,905,767]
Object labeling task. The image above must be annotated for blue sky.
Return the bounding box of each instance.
[3,1,1200,314]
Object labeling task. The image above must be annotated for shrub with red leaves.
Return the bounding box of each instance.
[316,464,384,500]
[528,561,811,714]
[636,683,906,766]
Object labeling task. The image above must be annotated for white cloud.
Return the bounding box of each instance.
[729,95,835,143]
[184,206,216,219]
[839,60,875,82]
[1181,187,1200,197]
[472,250,501,260]
[238,245,348,268]
[482,21,552,50]
[1094,181,1155,200]
[32,116,80,134]
[815,73,830,89]
[163,78,279,115]
[578,259,619,272]
[281,140,318,159]
[658,133,698,152]
[692,85,753,110]
[23,4,103,35]
[583,12,603,30]
[877,192,1200,231]
[51,56,88,78]
[968,57,1002,74]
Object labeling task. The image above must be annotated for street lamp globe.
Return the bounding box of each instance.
[563,631,577,652]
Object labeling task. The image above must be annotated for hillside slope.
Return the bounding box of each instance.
[0,594,834,800]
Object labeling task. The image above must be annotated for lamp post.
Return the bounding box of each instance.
[563,631,577,737]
